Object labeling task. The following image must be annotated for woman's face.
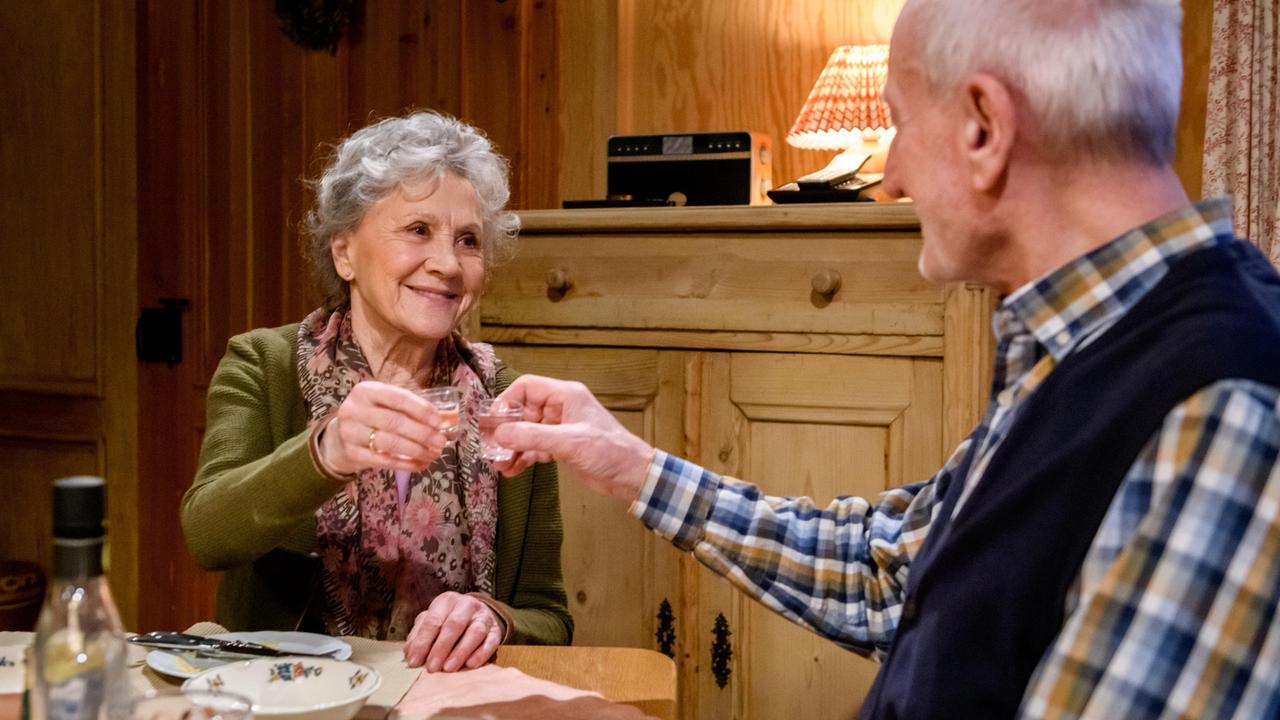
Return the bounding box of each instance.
[331,172,486,346]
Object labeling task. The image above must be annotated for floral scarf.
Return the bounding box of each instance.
[296,305,499,640]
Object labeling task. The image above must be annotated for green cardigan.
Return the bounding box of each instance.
[180,324,572,645]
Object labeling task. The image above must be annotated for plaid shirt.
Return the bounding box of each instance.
[630,197,1280,718]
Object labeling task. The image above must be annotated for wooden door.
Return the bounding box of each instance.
[489,347,689,649]
[690,352,944,719]
[0,0,138,626]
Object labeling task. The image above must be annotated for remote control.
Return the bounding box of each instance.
[834,175,880,193]
[796,166,861,190]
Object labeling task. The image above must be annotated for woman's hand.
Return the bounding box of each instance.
[319,380,448,476]
[403,592,504,672]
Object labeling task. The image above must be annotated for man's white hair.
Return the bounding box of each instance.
[908,0,1183,165]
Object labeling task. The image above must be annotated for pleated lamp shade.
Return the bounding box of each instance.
[786,44,892,151]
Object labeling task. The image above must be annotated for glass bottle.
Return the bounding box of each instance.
[27,477,129,720]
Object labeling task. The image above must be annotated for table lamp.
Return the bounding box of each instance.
[785,43,893,188]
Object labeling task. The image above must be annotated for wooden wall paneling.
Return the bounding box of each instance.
[0,393,102,568]
[303,42,351,152]
[295,45,348,323]
[1175,0,1213,199]
[401,0,464,116]
[574,0,1206,203]
[21,2,92,389]
[137,0,222,631]
[556,0,618,203]
[101,0,140,628]
[294,36,347,322]
[0,395,103,445]
[246,1,285,331]
[0,0,99,395]
[195,7,251,640]
[0,438,101,579]
[618,0,904,190]
[519,0,559,210]
[615,0,636,137]
[0,0,138,624]
[349,1,410,122]
[302,42,350,177]
[248,2,312,329]
[201,0,253,378]
[460,0,527,206]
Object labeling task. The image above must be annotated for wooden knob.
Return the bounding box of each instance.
[546,267,572,293]
[811,269,842,297]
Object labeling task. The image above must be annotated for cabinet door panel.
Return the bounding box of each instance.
[695,352,944,719]
[494,346,687,652]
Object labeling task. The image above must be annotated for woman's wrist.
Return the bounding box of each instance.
[467,592,513,644]
[309,414,357,481]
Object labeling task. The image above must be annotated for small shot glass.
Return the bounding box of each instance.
[476,398,524,462]
[416,386,463,442]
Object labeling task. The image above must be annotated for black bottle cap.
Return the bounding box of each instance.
[52,476,105,539]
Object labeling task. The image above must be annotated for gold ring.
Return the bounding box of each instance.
[368,429,380,454]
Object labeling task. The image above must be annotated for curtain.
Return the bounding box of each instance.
[1202,0,1279,265]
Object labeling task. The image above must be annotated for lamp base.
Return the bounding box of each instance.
[846,140,887,174]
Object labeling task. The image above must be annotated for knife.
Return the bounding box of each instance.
[128,631,338,658]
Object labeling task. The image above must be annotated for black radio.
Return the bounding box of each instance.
[604,131,772,206]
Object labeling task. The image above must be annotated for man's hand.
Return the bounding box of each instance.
[490,375,655,503]
[403,592,503,672]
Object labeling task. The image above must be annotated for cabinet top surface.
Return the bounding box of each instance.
[517,202,920,233]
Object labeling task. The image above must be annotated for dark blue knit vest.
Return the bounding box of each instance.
[861,240,1280,719]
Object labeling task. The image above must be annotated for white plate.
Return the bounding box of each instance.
[144,631,352,679]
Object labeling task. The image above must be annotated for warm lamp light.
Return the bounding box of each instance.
[787,44,892,175]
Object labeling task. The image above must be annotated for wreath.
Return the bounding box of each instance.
[274,0,362,55]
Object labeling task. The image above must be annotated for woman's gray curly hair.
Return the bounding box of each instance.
[304,111,521,309]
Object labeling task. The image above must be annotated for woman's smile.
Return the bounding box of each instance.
[404,283,461,304]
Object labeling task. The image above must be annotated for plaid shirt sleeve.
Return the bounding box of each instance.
[1021,379,1280,719]
[629,440,973,658]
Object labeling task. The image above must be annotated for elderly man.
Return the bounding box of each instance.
[495,0,1280,717]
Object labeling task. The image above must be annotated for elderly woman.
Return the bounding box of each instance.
[181,112,570,673]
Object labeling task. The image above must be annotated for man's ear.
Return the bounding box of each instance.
[959,73,1016,193]
[331,233,354,282]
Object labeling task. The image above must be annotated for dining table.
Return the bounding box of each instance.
[0,625,676,720]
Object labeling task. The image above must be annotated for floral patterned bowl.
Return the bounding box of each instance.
[183,657,382,720]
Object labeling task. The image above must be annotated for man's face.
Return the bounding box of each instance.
[881,11,1002,286]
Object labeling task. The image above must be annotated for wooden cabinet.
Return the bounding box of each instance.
[480,204,994,719]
